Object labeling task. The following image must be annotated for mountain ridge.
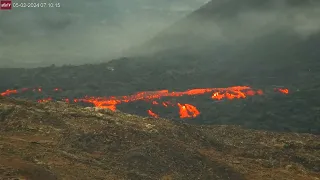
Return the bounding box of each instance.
[127,0,320,56]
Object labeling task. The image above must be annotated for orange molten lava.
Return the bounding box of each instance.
[148,110,159,118]
[37,97,52,103]
[0,89,18,96]
[275,88,289,94]
[177,103,200,118]
[78,86,259,107]
[0,86,289,119]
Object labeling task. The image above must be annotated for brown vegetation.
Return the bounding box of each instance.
[0,96,319,180]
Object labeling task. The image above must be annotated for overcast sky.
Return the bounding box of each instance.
[0,0,210,67]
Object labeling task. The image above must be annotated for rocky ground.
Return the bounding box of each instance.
[0,96,319,180]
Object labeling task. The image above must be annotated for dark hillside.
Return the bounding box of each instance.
[0,96,319,180]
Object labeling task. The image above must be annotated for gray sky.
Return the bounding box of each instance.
[1,0,319,68]
[0,0,209,67]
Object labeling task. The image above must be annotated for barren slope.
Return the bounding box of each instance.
[0,96,319,180]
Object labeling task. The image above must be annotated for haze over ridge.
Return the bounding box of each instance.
[0,0,209,68]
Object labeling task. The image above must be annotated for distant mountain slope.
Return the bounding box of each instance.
[129,0,320,55]
[0,96,319,180]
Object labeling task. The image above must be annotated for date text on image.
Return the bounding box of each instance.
[0,0,11,10]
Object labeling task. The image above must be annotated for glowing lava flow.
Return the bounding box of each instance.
[76,86,263,111]
[0,89,18,96]
[177,103,200,118]
[0,86,289,119]
[148,110,159,118]
[1,87,43,96]
[275,88,289,94]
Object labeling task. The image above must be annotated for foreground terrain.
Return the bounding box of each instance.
[0,96,319,180]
